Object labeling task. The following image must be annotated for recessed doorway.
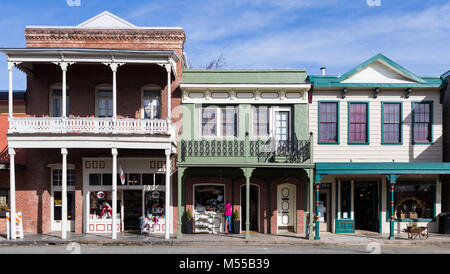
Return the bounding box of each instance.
[241,184,259,232]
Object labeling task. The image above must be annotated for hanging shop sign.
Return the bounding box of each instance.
[152,191,160,199]
[120,165,126,185]
[96,191,105,199]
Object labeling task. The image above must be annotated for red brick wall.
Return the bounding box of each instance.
[0,170,25,234]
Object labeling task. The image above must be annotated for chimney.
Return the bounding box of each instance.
[320,67,326,76]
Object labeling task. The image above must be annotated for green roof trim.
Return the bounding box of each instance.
[309,54,445,88]
[182,69,308,84]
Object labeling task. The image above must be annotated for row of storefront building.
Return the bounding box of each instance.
[0,11,449,241]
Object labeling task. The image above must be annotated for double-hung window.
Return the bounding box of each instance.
[412,102,432,144]
[50,88,70,117]
[382,103,402,144]
[319,102,339,143]
[253,106,270,137]
[97,90,113,117]
[142,89,161,119]
[348,102,369,144]
[200,106,238,137]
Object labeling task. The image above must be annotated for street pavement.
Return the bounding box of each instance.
[0,244,449,254]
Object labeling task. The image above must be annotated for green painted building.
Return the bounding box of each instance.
[176,69,316,239]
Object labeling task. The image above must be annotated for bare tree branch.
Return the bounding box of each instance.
[204,55,226,70]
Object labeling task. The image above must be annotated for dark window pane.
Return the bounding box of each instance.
[142,174,154,185]
[155,174,165,186]
[103,174,112,186]
[89,174,101,186]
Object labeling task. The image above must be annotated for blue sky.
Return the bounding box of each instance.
[0,0,449,89]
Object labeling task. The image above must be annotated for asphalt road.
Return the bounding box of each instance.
[0,245,449,254]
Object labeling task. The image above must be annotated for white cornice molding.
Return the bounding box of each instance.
[180,83,311,89]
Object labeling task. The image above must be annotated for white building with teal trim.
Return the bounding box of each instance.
[309,54,449,240]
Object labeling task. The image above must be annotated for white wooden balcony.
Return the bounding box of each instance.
[8,117,173,135]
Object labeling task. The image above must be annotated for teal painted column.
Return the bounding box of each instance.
[177,167,185,239]
[389,182,396,240]
[314,183,320,240]
[308,169,314,240]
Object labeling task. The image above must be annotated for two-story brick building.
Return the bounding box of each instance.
[1,11,185,239]
[309,54,449,240]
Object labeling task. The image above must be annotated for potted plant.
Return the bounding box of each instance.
[0,206,7,218]
[232,209,240,234]
[184,209,193,234]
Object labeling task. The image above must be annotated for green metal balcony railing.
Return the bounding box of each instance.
[178,136,312,164]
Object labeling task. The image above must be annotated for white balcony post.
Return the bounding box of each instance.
[9,148,16,240]
[111,148,118,240]
[8,62,14,119]
[165,64,172,120]
[112,65,118,119]
[61,148,68,239]
[61,63,68,118]
[165,149,171,240]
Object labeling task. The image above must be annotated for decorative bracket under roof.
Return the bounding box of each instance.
[341,88,348,99]
[374,88,380,99]
[405,88,413,99]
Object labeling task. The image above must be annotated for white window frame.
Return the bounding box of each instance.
[141,85,162,119]
[198,106,239,138]
[95,84,113,118]
[49,83,70,117]
[251,106,292,140]
[48,164,76,232]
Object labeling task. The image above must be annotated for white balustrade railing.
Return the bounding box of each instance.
[8,117,172,135]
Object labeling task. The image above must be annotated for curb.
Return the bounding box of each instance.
[1,239,449,248]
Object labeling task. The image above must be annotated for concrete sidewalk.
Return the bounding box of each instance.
[1,231,450,248]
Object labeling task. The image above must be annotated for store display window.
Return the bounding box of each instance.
[194,185,225,213]
[340,181,351,219]
[144,191,165,217]
[0,189,8,212]
[89,191,121,220]
[393,183,435,220]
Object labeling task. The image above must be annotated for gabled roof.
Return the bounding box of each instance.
[182,69,308,85]
[310,54,444,88]
[77,11,136,28]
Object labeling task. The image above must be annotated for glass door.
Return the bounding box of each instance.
[51,191,75,231]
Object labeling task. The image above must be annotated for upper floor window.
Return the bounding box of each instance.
[96,86,113,117]
[142,86,162,119]
[382,102,402,144]
[318,102,339,144]
[50,85,69,117]
[412,102,433,144]
[252,106,291,140]
[200,106,238,137]
[253,106,270,137]
[348,102,369,144]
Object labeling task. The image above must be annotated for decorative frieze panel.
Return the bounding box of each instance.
[182,89,308,104]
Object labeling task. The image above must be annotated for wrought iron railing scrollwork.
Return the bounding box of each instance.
[180,138,311,163]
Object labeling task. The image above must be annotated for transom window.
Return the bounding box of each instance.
[50,88,70,117]
[52,169,76,186]
[413,102,432,143]
[382,103,402,144]
[348,102,369,144]
[89,173,165,186]
[96,89,113,118]
[319,102,338,143]
[200,106,238,137]
[142,88,161,119]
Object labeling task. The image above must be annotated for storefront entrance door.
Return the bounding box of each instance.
[277,184,295,232]
[124,190,142,231]
[354,181,379,232]
[318,190,330,232]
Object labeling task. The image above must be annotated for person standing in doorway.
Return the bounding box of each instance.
[224,200,232,233]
